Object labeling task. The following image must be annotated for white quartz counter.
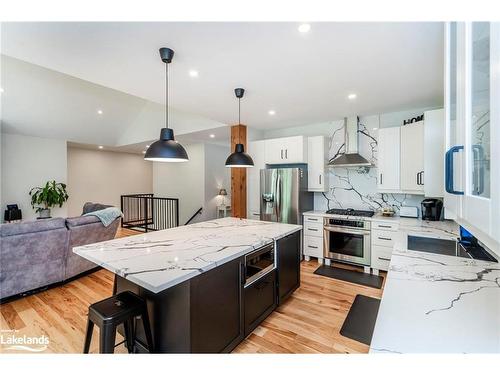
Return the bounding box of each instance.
[74,218,301,293]
[370,244,500,353]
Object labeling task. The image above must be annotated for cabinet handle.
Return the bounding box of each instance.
[285,149,288,159]
[378,257,391,261]
[319,174,322,185]
[308,228,319,232]
[445,145,464,195]
[378,225,392,228]
[380,173,383,185]
[307,218,318,221]
[416,171,424,186]
[378,237,392,241]
[280,149,283,159]
[308,245,318,249]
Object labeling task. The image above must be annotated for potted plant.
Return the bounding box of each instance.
[29,180,69,219]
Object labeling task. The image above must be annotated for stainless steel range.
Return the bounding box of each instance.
[323,208,374,267]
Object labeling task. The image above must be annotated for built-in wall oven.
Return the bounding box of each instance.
[323,218,371,266]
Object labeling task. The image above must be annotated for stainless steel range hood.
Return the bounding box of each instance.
[328,116,372,168]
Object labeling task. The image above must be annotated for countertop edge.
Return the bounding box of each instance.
[74,223,302,293]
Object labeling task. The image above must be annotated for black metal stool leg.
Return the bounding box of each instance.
[123,319,135,353]
[99,324,117,354]
[83,319,94,353]
[141,309,154,353]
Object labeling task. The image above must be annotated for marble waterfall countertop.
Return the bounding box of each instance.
[74,218,302,293]
[370,244,500,353]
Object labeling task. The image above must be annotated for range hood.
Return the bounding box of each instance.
[328,116,372,168]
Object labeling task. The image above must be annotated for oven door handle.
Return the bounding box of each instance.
[323,226,370,236]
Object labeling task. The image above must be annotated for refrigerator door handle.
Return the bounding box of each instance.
[275,173,281,222]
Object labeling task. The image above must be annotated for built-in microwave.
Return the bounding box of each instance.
[244,243,276,287]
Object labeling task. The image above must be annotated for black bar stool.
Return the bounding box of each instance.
[83,291,154,354]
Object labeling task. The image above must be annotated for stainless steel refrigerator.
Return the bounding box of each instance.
[260,167,313,224]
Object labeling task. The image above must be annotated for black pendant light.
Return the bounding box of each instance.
[225,88,254,168]
[144,48,189,162]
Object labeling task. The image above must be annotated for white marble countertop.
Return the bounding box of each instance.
[74,218,302,293]
[370,244,500,353]
[303,210,459,240]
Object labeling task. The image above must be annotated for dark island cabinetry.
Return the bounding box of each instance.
[190,256,244,353]
[115,229,302,353]
[277,230,301,305]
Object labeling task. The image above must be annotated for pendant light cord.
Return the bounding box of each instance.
[238,98,241,142]
[165,62,169,129]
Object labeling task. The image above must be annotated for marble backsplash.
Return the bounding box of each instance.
[314,115,425,214]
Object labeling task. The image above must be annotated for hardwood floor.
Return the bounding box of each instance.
[0,227,385,354]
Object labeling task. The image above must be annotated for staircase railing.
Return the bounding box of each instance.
[121,194,179,232]
[185,207,203,225]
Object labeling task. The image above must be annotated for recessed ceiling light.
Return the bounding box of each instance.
[348,93,357,100]
[209,134,215,138]
[98,146,103,149]
[268,110,276,116]
[298,24,311,33]
[97,109,103,115]
[189,70,199,78]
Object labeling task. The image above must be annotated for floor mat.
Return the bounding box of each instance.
[340,294,381,345]
[313,265,384,289]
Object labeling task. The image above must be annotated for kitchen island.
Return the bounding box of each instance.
[74,217,302,353]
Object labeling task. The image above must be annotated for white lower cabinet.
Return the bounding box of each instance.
[303,215,324,262]
[371,246,393,271]
[303,236,323,259]
[371,220,399,273]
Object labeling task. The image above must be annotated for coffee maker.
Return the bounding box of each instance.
[421,198,443,221]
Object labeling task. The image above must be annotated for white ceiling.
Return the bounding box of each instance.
[68,126,230,155]
[1,22,444,130]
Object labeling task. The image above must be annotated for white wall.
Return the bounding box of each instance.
[203,143,231,222]
[1,133,68,221]
[153,143,205,225]
[66,147,153,217]
[153,142,231,225]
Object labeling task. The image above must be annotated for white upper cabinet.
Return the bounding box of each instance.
[264,136,307,164]
[247,140,266,219]
[400,121,424,193]
[424,109,446,197]
[444,21,500,252]
[307,136,328,192]
[377,127,401,191]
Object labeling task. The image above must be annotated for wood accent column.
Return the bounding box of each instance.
[230,124,247,218]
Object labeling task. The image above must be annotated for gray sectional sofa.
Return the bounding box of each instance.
[0,204,120,301]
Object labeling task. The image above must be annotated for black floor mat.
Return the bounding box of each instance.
[313,265,384,289]
[340,294,381,345]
